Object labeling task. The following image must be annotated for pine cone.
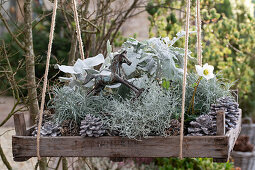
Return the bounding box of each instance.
[187,114,216,136]
[209,97,240,131]
[32,121,61,137]
[166,119,180,136]
[80,114,106,137]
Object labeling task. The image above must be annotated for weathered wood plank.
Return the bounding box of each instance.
[14,112,27,136]
[226,109,242,153]
[12,110,241,162]
[13,136,229,158]
[217,110,225,135]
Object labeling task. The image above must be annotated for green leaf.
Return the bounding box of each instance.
[162,79,170,90]
[192,83,197,88]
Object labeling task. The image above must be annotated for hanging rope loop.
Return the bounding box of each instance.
[179,0,191,159]
[36,0,58,160]
[36,0,86,160]
[72,0,85,59]
[196,0,202,65]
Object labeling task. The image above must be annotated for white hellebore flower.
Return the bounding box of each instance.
[195,63,215,80]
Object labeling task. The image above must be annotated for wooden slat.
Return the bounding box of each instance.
[216,110,225,135]
[13,112,27,136]
[226,109,242,152]
[12,110,242,162]
[13,136,229,158]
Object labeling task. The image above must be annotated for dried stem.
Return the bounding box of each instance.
[0,144,12,170]
[0,11,25,50]
[62,157,68,170]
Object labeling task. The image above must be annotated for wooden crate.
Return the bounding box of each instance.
[12,110,242,162]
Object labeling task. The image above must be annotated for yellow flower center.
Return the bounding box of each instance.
[203,69,209,76]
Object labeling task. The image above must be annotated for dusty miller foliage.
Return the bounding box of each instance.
[103,79,180,139]
[48,86,109,125]
[121,32,195,81]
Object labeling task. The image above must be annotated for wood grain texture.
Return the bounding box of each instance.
[14,112,27,136]
[216,110,225,135]
[12,110,242,162]
[226,109,242,154]
[13,135,229,158]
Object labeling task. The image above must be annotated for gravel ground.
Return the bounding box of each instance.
[0,96,36,170]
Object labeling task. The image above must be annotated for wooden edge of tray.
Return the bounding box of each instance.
[12,110,242,162]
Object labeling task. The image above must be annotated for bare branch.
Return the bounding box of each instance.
[0,12,25,50]
[0,144,12,170]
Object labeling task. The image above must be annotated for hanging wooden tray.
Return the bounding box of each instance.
[12,109,241,162]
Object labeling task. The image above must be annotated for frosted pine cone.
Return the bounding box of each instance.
[80,114,106,137]
[187,114,216,136]
[209,97,239,131]
[32,121,61,137]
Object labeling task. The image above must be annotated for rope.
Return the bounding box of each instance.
[196,0,202,65]
[179,0,191,159]
[72,0,85,60]
[36,0,58,160]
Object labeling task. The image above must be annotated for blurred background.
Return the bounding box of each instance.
[1,0,255,169]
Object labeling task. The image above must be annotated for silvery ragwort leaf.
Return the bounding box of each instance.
[83,54,105,68]
[169,31,196,46]
[56,54,104,75]
[73,59,88,74]
[55,64,76,74]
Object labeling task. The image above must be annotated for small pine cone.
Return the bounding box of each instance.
[166,119,180,136]
[32,121,61,137]
[80,114,106,137]
[187,114,216,136]
[209,97,239,132]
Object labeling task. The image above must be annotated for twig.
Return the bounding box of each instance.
[0,101,20,127]
[81,18,100,32]
[0,129,14,137]
[16,0,24,17]
[110,0,139,43]
[54,157,62,170]
[0,12,25,50]
[34,160,39,170]
[0,144,12,170]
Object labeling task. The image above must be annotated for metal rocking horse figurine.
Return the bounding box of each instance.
[84,51,144,98]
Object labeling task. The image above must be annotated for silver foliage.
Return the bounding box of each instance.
[121,32,196,81]
[103,80,180,139]
[48,86,110,125]
[184,73,232,115]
